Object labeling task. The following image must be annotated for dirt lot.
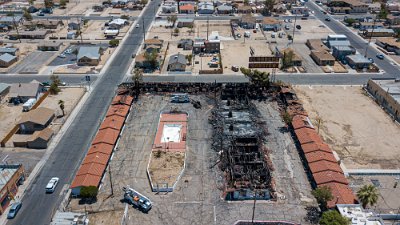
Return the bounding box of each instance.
[0,43,40,73]
[148,151,185,187]
[294,86,400,169]
[282,19,335,43]
[221,40,273,73]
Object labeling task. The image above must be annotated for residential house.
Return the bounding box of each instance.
[387,15,400,25]
[8,30,48,39]
[0,83,10,100]
[144,38,164,48]
[179,4,195,14]
[198,2,215,14]
[0,16,23,26]
[109,18,128,29]
[273,4,287,14]
[167,53,187,71]
[67,31,76,39]
[193,38,205,54]
[346,54,372,69]
[18,107,55,134]
[306,39,330,51]
[328,0,368,14]
[216,4,233,14]
[0,53,17,67]
[8,81,43,103]
[40,20,63,29]
[145,45,161,53]
[37,41,62,51]
[77,46,101,66]
[262,17,281,31]
[362,28,395,37]
[162,2,178,13]
[178,39,194,50]
[205,39,220,53]
[332,45,356,62]
[68,21,82,30]
[376,38,400,55]
[0,47,18,56]
[291,6,309,14]
[240,15,257,29]
[26,128,54,149]
[237,5,252,14]
[177,18,194,28]
[310,50,335,66]
[358,21,384,31]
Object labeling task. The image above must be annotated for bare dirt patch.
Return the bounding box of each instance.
[148,151,185,187]
[294,86,400,169]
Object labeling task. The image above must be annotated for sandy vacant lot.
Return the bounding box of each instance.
[294,86,400,169]
[148,151,185,187]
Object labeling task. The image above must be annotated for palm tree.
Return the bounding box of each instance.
[357,184,378,209]
[58,100,65,117]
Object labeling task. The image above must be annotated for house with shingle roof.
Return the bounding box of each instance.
[77,46,101,66]
[167,53,186,71]
[18,107,55,134]
[0,53,17,68]
[8,81,43,103]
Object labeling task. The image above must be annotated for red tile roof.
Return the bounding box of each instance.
[309,160,343,174]
[99,115,125,131]
[76,162,106,177]
[180,4,194,11]
[106,105,130,118]
[92,128,120,145]
[313,171,349,185]
[160,113,188,122]
[87,143,114,155]
[322,183,357,208]
[305,151,337,163]
[292,115,313,130]
[294,127,322,145]
[112,95,133,106]
[82,152,110,165]
[70,174,102,188]
[301,142,332,154]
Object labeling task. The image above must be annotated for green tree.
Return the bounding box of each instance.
[109,39,120,47]
[244,0,249,5]
[174,28,180,35]
[50,74,61,86]
[60,0,67,8]
[144,49,159,69]
[357,184,378,209]
[344,18,356,26]
[263,0,275,15]
[185,54,193,65]
[120,15,129,20]
[282,50,294,70]
[240,67,270,88]
[312,186,333,211]
[319,210,350,225]
[282,111,293,125]
[49,83,60,95]
[80,186,98,198]
[378,3,388,19]
[23,9,33,21]
[140,0,148,5]
[58,100,65,117]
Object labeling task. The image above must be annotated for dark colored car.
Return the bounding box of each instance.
[325,17,331,21]
[296,25,302,29]
[376,54,384,60]
[7,202,22,219]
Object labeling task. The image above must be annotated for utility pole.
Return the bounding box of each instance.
[364,19,377,58]
[251,189,257,224]
[292,13,298,44]
[109,164,114,197]
[207,16,209,40]
[142,19,146,41]
[12,14,21,43]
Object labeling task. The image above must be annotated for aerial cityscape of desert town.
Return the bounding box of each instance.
[0,0,399,224]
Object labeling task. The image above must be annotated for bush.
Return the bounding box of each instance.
[80,186,98,199]
[49,82,60,95]
[109,39,119,47]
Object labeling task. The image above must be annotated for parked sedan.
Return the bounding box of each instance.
[7,202,22,219]
[376,54,385,60]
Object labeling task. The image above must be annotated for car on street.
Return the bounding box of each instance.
[236,33,241,38]
[135,24,140,28]
[58,54,66,58]
[46,177,59,193]
[37,12,45,16]
[368,58,374,63]
[285,25,290,30]
[376,54,384,60]
[325,17,331,21]
[64,49,72,54]
[7,202,22,219]
[296,25,302,29]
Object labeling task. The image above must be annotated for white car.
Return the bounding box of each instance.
[135,24,140,28]
[46,177,59,193]
[58,54,66,58]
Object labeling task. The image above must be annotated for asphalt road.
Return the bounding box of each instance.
[5,0,161,224]
[306,0,400,78]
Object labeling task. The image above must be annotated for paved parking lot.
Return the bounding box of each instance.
[69,95,315,225]
[9,52,55,74]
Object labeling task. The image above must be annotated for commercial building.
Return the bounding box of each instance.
[332,45,356,62]
[345,54,372,69]
[362,28,395,37]
[376,38,400,54]
[0,165,25,215]
[366,78,400,122]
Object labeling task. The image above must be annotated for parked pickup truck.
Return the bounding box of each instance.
[122,186,152,212]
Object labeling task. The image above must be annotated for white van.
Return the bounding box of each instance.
[22,98,37,112]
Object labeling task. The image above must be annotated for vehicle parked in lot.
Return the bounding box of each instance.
[45,177,59,193]
[22,98,37,112]
[123,186,152,212]
[376,54,384,60]
[7,202,22,219]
